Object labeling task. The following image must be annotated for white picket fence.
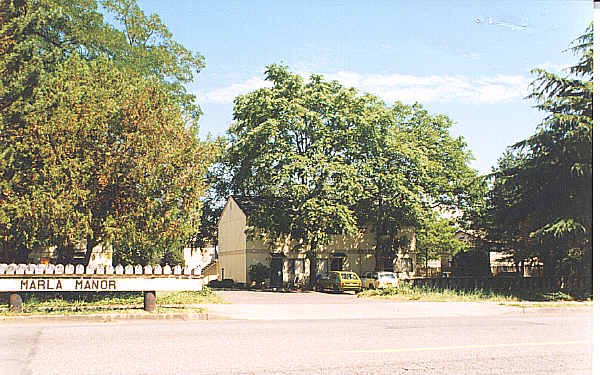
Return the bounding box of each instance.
[0,263,204,277]
[1,263,214,312]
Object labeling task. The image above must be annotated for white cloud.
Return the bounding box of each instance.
[533,62,571,73]
[197,77,273,104]
[321,72,529,104]
[197,71,530,105]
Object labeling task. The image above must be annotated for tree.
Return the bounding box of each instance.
[219,65,478,277]
[0,0,210,264]
[192,136,229,249]
[481,25,592,278]
[416,215,471,270]
[353,102,477,270]
[221,65,371,282]
[100,0,205,120]
[0,0,204,119]
[2,55,214,264]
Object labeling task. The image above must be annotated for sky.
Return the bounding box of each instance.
[136,0,592,174]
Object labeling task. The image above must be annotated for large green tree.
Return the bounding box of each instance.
[219,65,477,276]
[0,0,209,263]
[353,102,477,270]
[481,25,593,277]
[223,66,367,265]
[0,0,204,120]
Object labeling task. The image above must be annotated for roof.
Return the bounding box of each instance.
[231,195,293,217]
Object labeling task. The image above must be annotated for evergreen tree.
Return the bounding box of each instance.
[483,25,592,277]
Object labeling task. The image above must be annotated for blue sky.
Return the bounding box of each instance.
[137,0,591,174]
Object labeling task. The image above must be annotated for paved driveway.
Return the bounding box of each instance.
[204,290,533,320]
[214,290,370,304]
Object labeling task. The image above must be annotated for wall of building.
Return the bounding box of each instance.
[182,246,215,269]
[88,243,112,267]
[28,241,112,267]
[217,198,248,283]
[217,197,419,284]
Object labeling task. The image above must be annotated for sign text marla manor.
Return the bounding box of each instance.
[20,278,117,291]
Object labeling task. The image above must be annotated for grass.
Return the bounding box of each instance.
[0,287,223,314]
[357,283,592,302]
[358,284,516,302]
[157,289,224,305]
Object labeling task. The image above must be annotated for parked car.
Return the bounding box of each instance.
[360,271,399,289]
[316,271,362,293]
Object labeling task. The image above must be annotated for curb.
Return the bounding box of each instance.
[0,311,212,323]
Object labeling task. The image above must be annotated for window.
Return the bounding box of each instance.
[330,257,343,271]
[398,258,413,273]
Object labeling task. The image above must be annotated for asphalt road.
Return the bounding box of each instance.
[0,292,592,375]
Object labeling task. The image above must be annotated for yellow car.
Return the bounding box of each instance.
[316,271,362,293]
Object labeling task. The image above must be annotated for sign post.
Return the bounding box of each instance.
[9,293,22,313]
[144,291,157,312]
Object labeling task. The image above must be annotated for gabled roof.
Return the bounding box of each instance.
[231,195,293,218]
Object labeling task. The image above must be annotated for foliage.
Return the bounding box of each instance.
[0,0,210,264]
[159,246,186,267]
[217,65,477,273]
[358,283,591,302]
[0,0,203,118]
[415,215,471,266]
[192,136,229,249]
[451,249,491,277]
[480,25,592,277]
[358,283,514,302]
[247,263,270,285]
[100,0,205,120]
[354,102,477,252]
[222,65,370,254]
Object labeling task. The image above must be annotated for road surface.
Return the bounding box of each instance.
[0,291,592,374]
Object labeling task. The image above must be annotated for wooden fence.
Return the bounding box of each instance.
[0,263,209,312]
[0,263,205,276]
[405,275,592,295]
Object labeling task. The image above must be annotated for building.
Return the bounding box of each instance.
[489,251,543,277]
[29,241,112,267]
[217,196,417,286]
[182,245,216,269]
[28,240,215,270]
[420,253,452,277]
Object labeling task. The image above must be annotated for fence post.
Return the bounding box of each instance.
[9,293,23,313]
[144,291,157,312]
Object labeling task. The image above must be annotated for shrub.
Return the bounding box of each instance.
[248,263,270,285]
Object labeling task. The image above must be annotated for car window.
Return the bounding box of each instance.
[340,272,358,280]
[378,272,397,280]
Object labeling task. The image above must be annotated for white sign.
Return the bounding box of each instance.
[0,278,203,292]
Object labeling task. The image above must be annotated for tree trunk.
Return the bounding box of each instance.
[84,235,100,266]
[425,247,428,278]
[519,259,524,277]
[57,244,75,264]
[307,240,317,288]
[375,191,384,271]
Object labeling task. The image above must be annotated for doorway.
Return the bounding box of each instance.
[270,256,284,288]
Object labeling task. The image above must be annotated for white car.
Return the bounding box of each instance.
[360,271,399,289]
